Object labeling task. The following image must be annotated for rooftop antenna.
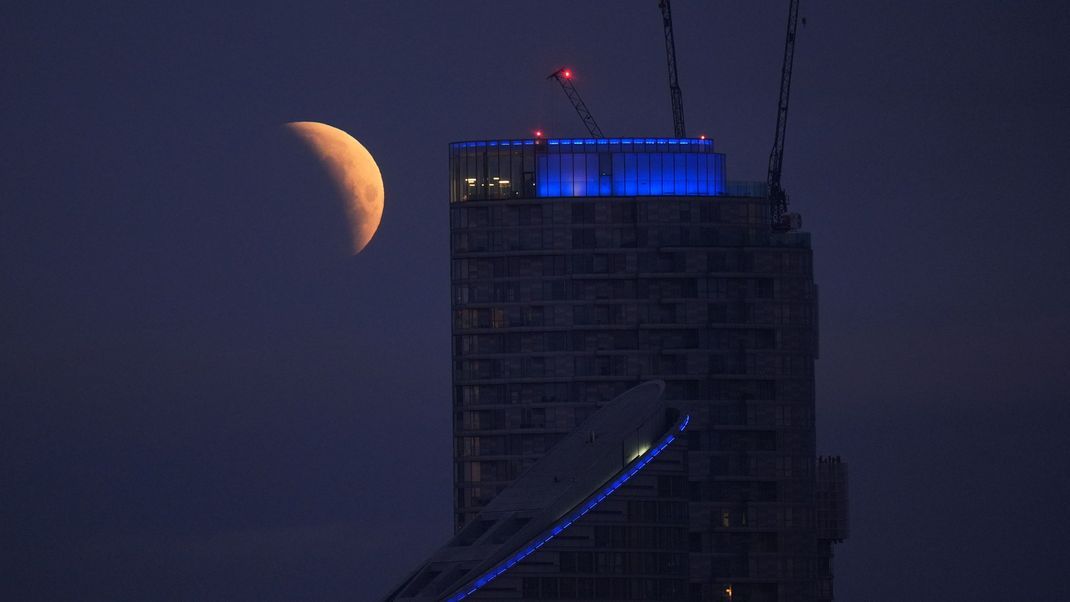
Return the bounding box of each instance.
[547,67,605,138]
[768,0,803,232]
[658,0,687,137]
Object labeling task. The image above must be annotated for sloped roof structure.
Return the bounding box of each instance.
[384,381,689,601]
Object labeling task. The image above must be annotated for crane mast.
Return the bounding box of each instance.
[768,0,801,232]
[547,68,605,138]
[658,0,687,137]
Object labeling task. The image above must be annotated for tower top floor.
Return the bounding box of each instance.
[450,136,769,202]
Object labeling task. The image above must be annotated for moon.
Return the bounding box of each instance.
[284,121,384,254]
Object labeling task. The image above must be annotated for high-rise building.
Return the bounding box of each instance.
[448,136,847,601]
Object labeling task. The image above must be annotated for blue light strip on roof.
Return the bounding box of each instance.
[445,414,691,602]
[450,138,713,149]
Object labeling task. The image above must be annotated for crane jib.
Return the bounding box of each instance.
[769,0,801,232]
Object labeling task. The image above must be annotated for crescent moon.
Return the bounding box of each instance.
[285,121,384,254]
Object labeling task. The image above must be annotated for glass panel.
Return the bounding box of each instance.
[713,154,726,194]
[697,154,709,195]
[547,154,561,197]
[537,155,548,197]
[650,153,663,195]
[524,145,536,197]
[637,153,650,195]
[674,152,686,194]
[662,154,675,194]
[488,148,499,200]
[463,150,475,200]
[508,148,522,199]
[599,152,612,196]
[586,152,599,196]
[573,154,587,197]
[560,152,574,197]
[611,153,626,195]
[686,153,699,194]
[624,153,638,196]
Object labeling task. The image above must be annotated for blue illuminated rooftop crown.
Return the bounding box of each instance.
[449,137,728,201]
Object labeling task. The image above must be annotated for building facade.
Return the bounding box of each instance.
[449,137,846,601]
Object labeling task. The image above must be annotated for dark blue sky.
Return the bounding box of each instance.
[3,1,1069,600]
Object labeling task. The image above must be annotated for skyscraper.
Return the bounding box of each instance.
[449,136,847,601]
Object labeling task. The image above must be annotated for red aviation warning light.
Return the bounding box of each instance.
[534,129,544,138]
[562,69,572,79]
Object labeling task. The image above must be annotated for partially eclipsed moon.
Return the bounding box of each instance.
[285,121,384,254]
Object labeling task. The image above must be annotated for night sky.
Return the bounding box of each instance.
[3,1,1069,600]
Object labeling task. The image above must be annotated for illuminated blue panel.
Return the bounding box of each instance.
[650,153,663,195]
[611,153,625,194]
[686,154,699,194]
[637,153,650,195]
[445,415,691,602]
[599,174,611,195]
[712,154,726,194]
[662,154,675,194]
[451,138,726,201]
[674,153,686,193]
[697,152,709,194]
[574,154,588,196]
[624,153,637,195]
[536,155,548,196]
[560,153,574,197]
[585,154,599,193]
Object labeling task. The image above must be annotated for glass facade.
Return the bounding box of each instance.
[450,138,726,202]
[469,470,692,601]
[449,139,843,601]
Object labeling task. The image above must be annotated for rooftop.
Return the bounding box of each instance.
[449,137,765,201]
[449,137,716,150]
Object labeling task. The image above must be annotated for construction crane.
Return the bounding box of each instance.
[547,67,605,138]
[658,0,687,137]
[768,0,802,232]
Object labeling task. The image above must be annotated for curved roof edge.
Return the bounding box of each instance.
[444,411,690,601]
[449,137,715,149]
[383,380,689,602]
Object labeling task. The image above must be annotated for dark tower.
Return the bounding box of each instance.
[449,136,846,601]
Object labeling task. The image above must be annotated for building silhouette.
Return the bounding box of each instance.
[447,136,847,601]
